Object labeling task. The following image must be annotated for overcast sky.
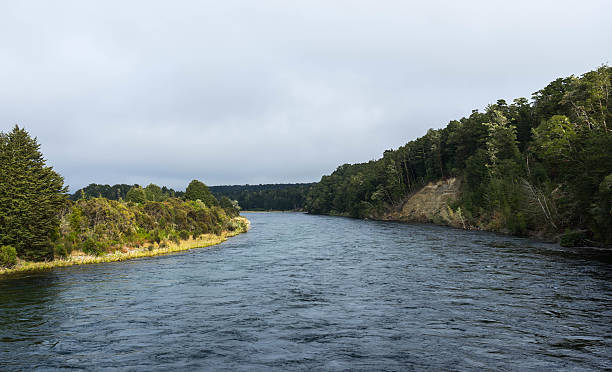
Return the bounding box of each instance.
[1,0,610,191]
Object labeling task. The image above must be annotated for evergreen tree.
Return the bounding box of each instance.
[0,126,67,260]
[185,179,218,206]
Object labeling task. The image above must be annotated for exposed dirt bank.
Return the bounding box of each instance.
[379,178,466,228]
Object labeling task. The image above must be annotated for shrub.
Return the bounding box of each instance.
[560,230,588,247]
[0,245,18,268]
[153,230,162,244]
[55,239,74,258]
[179,230,190,240]
[168,232,180,244]
[82,238,105,256]
[55,243,68,258]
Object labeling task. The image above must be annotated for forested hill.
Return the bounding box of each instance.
[210,184,313,211]
[304,65,612,247]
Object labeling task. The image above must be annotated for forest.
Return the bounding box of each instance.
[305,66,612,247]
[0,127,244,268]
[73,182,312,211]
[70,183,184,201]
[209,184,312,211]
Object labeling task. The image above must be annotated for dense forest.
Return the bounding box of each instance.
[0,126,243,268]
[210,184,312,211]
[305,66,612,247]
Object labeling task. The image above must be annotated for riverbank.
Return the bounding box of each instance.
[0,216,250,277]
[376,178,559,243]
[242,210,302,213]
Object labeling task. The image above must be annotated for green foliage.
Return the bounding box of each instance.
[305,65,612,246]
[70,183,133,201]
[81,238,105,256]
[185,179,218,206]
[144,183,166,202]
[70,183,184,203]
[0,245,17,268]
[0,126,67,261]
[532,115,577,163]
[484,109,521,175]
[210,183,312,211]
[219,196,240,216]
[125,186,147,203]
[57,196,235,254]
[54,240,73,258]
[560,230,589,247]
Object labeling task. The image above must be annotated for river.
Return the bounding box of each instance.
[1,212,611,371]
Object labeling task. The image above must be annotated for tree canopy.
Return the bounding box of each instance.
[305,65,612,246]
[185,179,218,207]
[209,183,312,211]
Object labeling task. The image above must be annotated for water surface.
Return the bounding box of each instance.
[1,212,611,370]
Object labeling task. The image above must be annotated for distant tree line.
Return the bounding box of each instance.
[305,65,612,247]
[70,183,184,201]
[210,184,313,211]
[71,182,312,211]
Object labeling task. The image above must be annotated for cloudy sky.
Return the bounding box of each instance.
[1,0,610,191]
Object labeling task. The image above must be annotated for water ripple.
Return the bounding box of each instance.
[1,212,611,371]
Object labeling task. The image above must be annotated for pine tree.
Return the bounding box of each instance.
[0,126,67,261]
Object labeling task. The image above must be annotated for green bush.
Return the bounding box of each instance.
[0,245,18,268]
[55,239,74,258]
[168,232,180,244]
[179,230,190,240]
[82,238,105,256]
[56,194,239,255]
[560,230,588,247]
[55,243,67,258]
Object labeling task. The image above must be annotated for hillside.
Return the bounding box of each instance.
[305,66,612,247]
[380,178,463,227]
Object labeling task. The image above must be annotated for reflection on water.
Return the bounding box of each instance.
[1,212,611,371]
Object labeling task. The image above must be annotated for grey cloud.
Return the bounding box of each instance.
[1,0,610,191]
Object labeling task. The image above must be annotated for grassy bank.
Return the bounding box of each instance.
[0,216,249,277]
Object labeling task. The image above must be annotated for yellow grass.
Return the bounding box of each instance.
[0,216,250,277]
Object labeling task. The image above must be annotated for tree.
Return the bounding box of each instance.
[219,196,240,216]
[485,109,521,173]
[144,183,165,202]
[0,126,67,261]
[531,115,577,164]
[125,186,147,203]
[185,179,218,206]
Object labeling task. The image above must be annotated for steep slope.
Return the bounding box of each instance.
[380,178,464,228]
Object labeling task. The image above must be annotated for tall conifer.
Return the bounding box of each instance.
[0,126,67,261]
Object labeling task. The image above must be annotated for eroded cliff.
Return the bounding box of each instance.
[380,178,466,229]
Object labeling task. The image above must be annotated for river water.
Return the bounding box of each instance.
[1,212,611,371]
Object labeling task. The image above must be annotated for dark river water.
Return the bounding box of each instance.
[1,212,611,371]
